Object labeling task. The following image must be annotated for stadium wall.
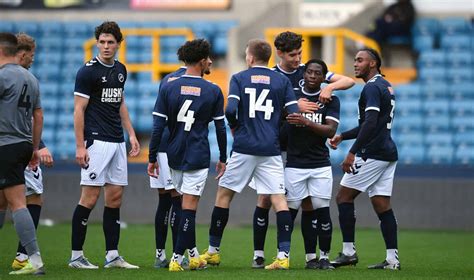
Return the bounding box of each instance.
[34,164,474,230]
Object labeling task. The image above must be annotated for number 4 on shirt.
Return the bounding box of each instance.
[178,99,195,131]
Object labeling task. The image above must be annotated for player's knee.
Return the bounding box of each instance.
[300,197,313,211]
[26,194,42,206]
[371,196,391,214]
[257,194,271,209]
[287,200,302,210]
[336,189,353,204]
[215,186,234,208]
[311,197,330,209]
[270,194,288,212]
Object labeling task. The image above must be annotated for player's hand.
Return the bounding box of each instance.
[329,134,343,150]
[286,113,308,126]
[215,161,226,180]
[38,147,54,168]
[28,150,40,169]
[147,162,159,178]
[341,152,356,174]
[76,146,89,168]
[298,98,319,113]
[319,85,333,103]
[129,135,140,157]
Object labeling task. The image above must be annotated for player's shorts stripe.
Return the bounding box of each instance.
[213,115,225,120]
[228,94,240,100]
[74,92,90,99]
[152,112,168,120]
[285,100,298,107]
[365,106,380,112]
[326,116,340,123]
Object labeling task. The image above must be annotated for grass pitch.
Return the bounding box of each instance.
[0,223,473,279]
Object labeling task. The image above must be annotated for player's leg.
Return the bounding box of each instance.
[169,189,182,252]
[150,153,173,268]
[252,193,271,268]
[102,142,138,269]
[70,140,113,268]
[367,161,400,270]
[170,169,208,271]
[0,190,7,229]
[255,156,292,270]
[1,142,45,275]
[202,152,255,266]
[312,197,333,270]
[299,198,319,268]
[14,166,43,270]
[69,186,100,268]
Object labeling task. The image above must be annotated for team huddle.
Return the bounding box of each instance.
[0,20,399,275]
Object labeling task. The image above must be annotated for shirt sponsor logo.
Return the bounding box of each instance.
[251,75,270,84]
[101,88,123,103]
[180,86,201,96]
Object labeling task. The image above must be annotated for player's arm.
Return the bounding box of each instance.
[38,140,53,167]
[148,91,168,178]
[225,76,241,130]
[284,79,299,114]
[120,96,140,157]
[214,89,227,179]
[319,73,355,103]
[30,107,43,168]
[74,96,89,167]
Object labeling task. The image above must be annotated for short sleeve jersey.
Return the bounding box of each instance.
[229,66,298,156]
[357,74,398,161]
[157,67,187,153]
[286,88,340,168]
[74,57,127,143]
[0,64,41,146]
[154,75,225,170]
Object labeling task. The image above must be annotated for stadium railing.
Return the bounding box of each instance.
[264,28,380,75]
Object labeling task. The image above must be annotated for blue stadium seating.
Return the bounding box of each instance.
[0,21,15,32]
[413,35,434,52]
[413,18,439,36]
[417,50,445,68]
[397,132,423,146]
[450,100,474,116]
[422,83,449,99]
[446,51,472,67]
[418,67,445,82]
[394,114,423,133]
[394,83,421,100]
[440,35,471,50]
[426,145,454,164]
[439,17,472,35]
[453,131,474,146]
[455,145,474,165]
[452,115,474,132]
[39,21,63,36]
[399,145,425,164]
[425,132,453,146]
[446,67,473,83]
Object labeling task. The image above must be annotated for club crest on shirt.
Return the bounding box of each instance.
[180,86,201,96]
[118,73,124,83]
[251,75,270,84]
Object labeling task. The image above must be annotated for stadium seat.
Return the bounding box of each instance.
[14,21,40,37]
[213,35,229,56]
[423,114,450,132]
[41,128,55,145]
[446,51,472,67]
[451,115,474,132]
[417,50,445,68]
[422,83,449,99]
[439,17,472,35]
[424,132,453,146]
[394,83,421,100]
[43,112,57,129]
[450,100,474,116]
[40,83,59,97]
[397,132,423,146]
[453,131,474,146]
[137,82,159,96]
[39,21,63,36]
[426,145,454,165]
[41,98,58,114]
[0,21,15,32]
[63,22,91,37]
[454,145,474,165]
[446,67,473,84]
[136,112,153,132]
[412,18,439,36]
[397,99,422,116]
[422,98,450,115]
[413,35,434,52]
[450,83,474,100]
[125,35,141,49]
[136,72,153,82]
[35,65,61,82]
[440,35,471,50]
[394,114,423,133]
[417,67,445,83]
[399,145,425,164]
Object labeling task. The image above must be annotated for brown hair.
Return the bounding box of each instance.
[0,32,18,57]
[247,39,271,63]
[16,33,36,52]
[95,21,123,42]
